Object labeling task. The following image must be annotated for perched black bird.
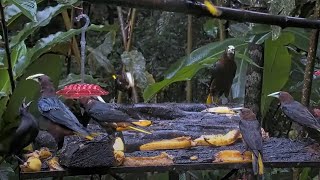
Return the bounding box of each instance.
[207,45,237,104]
[0,99,39,164]
[236,108,264,176]
[9,99,39,155]
[112,72,134,98]
[79,97,151,135]
[26,74,94,149]
[268,91,320,131]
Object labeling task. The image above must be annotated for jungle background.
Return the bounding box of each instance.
[1,0,320,179]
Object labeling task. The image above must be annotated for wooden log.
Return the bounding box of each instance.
[59,134,115,168]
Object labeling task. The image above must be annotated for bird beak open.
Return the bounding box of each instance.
[26,73,44,82]
[268,92,280,98]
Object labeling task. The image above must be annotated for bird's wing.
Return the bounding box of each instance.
[10,118,35,153]
[239,120,263,154]
[88,102,134,123]
[282,101,320,129]
[38,97,89,135]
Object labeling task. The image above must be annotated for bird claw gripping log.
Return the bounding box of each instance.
[75,13,90,83]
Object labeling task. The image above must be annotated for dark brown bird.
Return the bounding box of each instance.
[79,97,151,135]
[26,74,94,149]
[236,108,264,176]
[112,71,134,99]
[268,91,320,131]
[207,45,236,104]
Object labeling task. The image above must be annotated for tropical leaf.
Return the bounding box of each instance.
[7,0,37,22]
[9,3,74,48]
[261,32,294,117]
[14,24,112,79]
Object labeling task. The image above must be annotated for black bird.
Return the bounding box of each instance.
[79,97,151,135]
[0,99,39,164]
[26,74,94,149]
[207,45,237,104]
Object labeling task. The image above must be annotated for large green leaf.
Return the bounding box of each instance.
[163,38,247,79]
[1,54,64,133]
[283,28,309,52]
[9,3,73,48]
[261,32,294,117]
[14,24,111,79]
[7,0,37,22]
[5,0,44,26]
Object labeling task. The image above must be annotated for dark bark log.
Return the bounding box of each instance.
[60,134,115,168]
[84,0,320,29]
[244,43,264,120]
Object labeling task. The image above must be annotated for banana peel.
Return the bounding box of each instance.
[114,151,125,166]
[195,129,241,146]
[201,106,236,114]
[47,157,63,171]
[123,152,174,167]
[38,147,52,160]
[214,150,252,163]
[20,156,42,172]
[140,136,196,151]
[132,120,152,127]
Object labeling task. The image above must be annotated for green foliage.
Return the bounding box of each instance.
[143,38,249,102]
[7,0,37,22]
[261,32,294,116]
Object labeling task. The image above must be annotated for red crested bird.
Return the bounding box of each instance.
[235,107,264,176]
[26,74,94,149]
[268,91,320,132]
[207,45,237,104]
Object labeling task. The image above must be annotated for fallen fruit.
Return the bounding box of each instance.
[123,152,174,166]
[214,150,252,163]
[140,137,196,151]
[20,157,42,172]
[195,129,241,146]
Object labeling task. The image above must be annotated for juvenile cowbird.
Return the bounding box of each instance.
[237,108,264,176]
[79,97,151,135]
[207,45,237,104]
[268,91,320,131]
[26,74,94,149]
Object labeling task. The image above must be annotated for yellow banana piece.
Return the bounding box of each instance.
[140,137,196,151]
[195,129,241,146]
[204,0,222,16]
[132,120,152,127]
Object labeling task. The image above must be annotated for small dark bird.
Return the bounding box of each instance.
[112,71,134,99]
[10,99,39,156]
[26,74,94,149]
[207,45,237,104]
[268,91,320,131]
[236,107,264,176]
[79,97,151,135]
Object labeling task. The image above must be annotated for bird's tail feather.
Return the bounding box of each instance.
[252,150,264,176]
[206,94,213,105]
[127,126,152,134]
[204,0,221,16]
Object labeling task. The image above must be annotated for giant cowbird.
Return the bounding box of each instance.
[237,108,264,176]
[268,91,320,131]
[26,74,94,149]
[11,99,39,155]
[79,97,151,135]
[207,45,237,104]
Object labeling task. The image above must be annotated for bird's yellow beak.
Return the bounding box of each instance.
[231,107,243,111]
[26,73,44,82]
[112,75,117,80]
[267,92,280,98]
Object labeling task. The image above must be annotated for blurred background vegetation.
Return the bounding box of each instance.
[1,0,320,179]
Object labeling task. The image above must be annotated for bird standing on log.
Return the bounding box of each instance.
[268,91,320,132]
[236,108,264,176]
[26,74,94,149]
[79,97,151,136]
[207,45,237,104]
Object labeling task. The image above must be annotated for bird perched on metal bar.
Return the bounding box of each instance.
[268,91,320,132]
[26,74,95,149]
[207,45,237,104]
[234,107,264,176]
[78,96,151,136]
